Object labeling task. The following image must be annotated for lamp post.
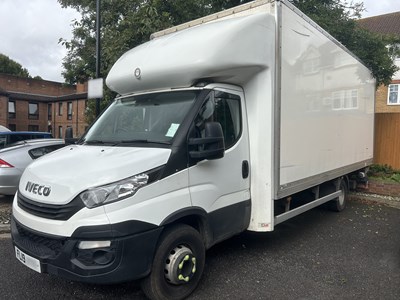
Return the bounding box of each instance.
[95,0,101,117]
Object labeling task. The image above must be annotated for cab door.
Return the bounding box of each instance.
[188,85,250,243]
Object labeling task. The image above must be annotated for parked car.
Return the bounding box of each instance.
[0,125,10,132]
[0,131,53,149]
[0,139,65,195]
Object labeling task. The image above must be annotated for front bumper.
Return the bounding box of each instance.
[11,216,163,284]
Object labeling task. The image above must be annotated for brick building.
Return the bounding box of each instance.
[358,12,400,168]
[0,74,88,138]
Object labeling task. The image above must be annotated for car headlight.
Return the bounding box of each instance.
[79,173,149,208]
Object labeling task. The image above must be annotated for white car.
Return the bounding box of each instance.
[0,139,65,195]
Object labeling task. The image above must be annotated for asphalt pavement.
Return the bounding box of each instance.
[0,195,12,233]
[0,196,399,299]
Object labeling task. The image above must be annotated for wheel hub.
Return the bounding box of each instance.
[164,245,196,285]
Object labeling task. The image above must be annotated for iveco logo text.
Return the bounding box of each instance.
[25,181,51,196]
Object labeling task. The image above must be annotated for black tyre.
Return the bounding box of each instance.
[141,224,205,300]
[328,178,348,212]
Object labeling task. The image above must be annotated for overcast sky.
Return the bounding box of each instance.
[0,0,399,83]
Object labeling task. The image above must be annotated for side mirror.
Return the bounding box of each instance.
[65,127,77,145]
[65,127,73,139]
[189,122,225,160]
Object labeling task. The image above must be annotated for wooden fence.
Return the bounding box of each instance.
[374,113,400,170]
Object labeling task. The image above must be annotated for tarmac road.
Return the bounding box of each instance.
[0,199,399,299]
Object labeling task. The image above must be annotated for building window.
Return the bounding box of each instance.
[28,102,39,120]
[59,102,63,116]
[8,101,16,119]
[48,104,52,121]
[332,89,358,110]
[388,84,400,105]
[28,125,39,131]
[388,43,400,60]
[303,57,320,75]
[332,92,342,110]
[8,124,16,131]
[67,102,73,120]
[59,126,63,138]
[344,90,358,109]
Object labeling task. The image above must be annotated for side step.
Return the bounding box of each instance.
[274,190,341,225]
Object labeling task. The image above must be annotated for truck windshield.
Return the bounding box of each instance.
[82,90,199,145]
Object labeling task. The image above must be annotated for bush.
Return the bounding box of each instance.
[390,173,400,183]
[368,164,400,183]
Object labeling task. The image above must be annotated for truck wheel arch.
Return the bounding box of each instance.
[160,207,213,249]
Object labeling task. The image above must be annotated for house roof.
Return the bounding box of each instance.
[0,90,88,102]
[358,12,400,36]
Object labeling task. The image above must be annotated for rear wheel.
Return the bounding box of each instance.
[328,178,348,212]
[141,224,205,300]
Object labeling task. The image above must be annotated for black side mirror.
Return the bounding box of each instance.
[65,127,78,145]
[65,127,73,139]
[189,122,225,160]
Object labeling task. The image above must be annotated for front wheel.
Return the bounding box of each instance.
[141,224,205,300]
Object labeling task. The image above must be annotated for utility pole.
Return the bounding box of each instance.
[95,0,101,117]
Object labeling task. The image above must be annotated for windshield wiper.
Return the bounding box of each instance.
[84,140,115,145]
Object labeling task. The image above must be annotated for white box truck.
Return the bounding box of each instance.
[11,0,375,299]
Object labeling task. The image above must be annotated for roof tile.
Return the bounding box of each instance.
[358,12,400,36]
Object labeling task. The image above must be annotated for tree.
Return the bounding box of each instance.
[59,0,398,122]
[0,54,30,77]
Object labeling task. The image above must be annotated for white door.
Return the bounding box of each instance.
[188,86,250,242]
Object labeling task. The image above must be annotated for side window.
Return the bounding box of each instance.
[214,91,241,148]
[29,144,65,159]
[0,135,6,148]
[9,134,26,144]
[196,91,242,149]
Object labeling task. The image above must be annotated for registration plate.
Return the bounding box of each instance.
[15,246,41,273]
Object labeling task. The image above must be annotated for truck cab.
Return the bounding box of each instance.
[12,83,251,298]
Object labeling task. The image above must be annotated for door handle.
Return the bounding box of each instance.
[242,160,249,179]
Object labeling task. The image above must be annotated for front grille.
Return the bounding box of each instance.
[15,221,67,258]
[18,193,84,221]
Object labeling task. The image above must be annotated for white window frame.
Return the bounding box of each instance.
[303,57,320,75]
[331,89,358,110]
[387,84,400,105]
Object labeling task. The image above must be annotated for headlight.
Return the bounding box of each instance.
[79,173,149,208]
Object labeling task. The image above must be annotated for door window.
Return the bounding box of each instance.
[196,91,242,149]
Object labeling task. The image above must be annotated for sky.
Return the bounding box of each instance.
[0,0,79,82]
[0,0,399,83]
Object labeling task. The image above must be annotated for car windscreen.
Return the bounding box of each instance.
[82,90,199,145]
